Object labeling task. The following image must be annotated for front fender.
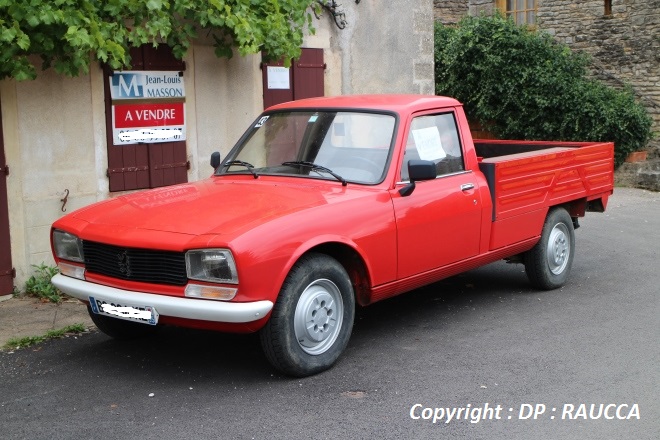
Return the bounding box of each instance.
[228,194,397,304]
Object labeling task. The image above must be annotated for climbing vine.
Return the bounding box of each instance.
[0,0,319,80]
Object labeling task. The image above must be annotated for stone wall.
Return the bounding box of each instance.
[433,0,493,24]
[535,0,659,189]
[434,0,658,145]
[434,0,660,189]
[433,0,468,24]
[537,0,659,152]
[467,0,496,17]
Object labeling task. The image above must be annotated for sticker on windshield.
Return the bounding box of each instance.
[309,115,318,123]
[412,127,447,161]
[255,116,269,128]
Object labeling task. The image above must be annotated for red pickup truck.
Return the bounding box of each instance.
[51,95,614,376]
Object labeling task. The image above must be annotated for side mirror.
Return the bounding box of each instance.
[210,152,221,170]
[399,160,436,197]
[408,160,437,181]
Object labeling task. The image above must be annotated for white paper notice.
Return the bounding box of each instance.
[267,66,290,89]
[412,127,446,161]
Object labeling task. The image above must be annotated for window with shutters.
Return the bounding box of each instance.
[496,0,538,26]
[262,48,325,109]
[103,45,189,192]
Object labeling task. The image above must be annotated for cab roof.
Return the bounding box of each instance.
[266,94,462,114]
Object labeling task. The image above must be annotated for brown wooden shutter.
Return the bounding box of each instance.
[0,99,14,295]
[262,48,325,109]
[262,59,294,109]
[143,45,187,70]
[293,48,325,100]
[149,141,189,187]
[104,45,188,192]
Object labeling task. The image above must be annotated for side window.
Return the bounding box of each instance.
[401,113,464,181]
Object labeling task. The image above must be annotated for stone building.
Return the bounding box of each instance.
[434,0,494,24]
[0,1,436,296]
[434,0,659,189]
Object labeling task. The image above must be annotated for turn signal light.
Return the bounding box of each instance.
[184,284,237,301]
[57,262,86,280]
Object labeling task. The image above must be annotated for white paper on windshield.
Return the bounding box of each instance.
[412,127,446,161]
[267,66,290,89]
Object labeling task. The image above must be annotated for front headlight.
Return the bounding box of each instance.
[185,249,238,284]
[52,230,84,263]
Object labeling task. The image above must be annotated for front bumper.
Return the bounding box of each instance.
[52,274,273,324]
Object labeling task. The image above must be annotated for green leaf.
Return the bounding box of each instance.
[146,0,164,11]
[16,32,30,50]
[26,15,40,27]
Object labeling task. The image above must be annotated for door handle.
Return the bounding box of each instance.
[460,183,475,191]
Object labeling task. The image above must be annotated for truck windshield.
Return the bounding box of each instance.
[217,111,396,185]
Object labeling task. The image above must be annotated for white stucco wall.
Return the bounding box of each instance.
[0,45,265,287]
[2,70,101,282]
[186,46,263,179]
[0,1,434,290]
[331,0,435,95]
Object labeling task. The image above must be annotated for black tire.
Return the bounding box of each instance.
[87,305,158,340]
[260,253,355,377]
[524,207,576,290]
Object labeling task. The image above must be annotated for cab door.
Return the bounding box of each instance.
[391,111,482,279]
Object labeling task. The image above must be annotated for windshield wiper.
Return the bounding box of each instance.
[282,161,347,186]
[224,160,258,179]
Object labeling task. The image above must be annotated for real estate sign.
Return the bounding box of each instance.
[110,71,186,145]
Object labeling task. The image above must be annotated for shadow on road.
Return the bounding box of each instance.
[33,261,535,382]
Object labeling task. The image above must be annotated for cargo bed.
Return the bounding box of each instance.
[475,139,614,221]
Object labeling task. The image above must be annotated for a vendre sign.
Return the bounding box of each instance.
[110,71,186,145]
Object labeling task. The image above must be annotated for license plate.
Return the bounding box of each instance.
[89,296,159,325]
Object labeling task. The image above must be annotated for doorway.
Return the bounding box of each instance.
[0,98,14,295]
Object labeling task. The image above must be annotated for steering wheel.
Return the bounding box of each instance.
[346,156,383,176]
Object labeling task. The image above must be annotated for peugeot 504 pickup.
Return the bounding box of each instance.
[51,95,614,376]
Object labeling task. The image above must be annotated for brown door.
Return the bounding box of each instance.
[0,99,14,295]
[262,48,325,109]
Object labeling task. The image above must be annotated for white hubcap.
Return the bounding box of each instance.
[546,223,570,275]
[294,279,344,355]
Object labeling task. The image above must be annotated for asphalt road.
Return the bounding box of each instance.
[1,188,658,440]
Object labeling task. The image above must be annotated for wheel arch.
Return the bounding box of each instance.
[300,242,372,307]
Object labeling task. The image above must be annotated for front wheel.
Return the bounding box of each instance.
[524,207,576,290]
[260,253,355,377]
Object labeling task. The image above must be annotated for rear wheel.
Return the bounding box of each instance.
[260,253,355,377]
[87,306,158,340]
[524,207,575,290]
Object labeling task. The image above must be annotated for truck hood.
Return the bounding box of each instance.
[71,177,363,238]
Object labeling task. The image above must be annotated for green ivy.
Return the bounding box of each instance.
[434,14,653,167]
[0,0,318,81]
